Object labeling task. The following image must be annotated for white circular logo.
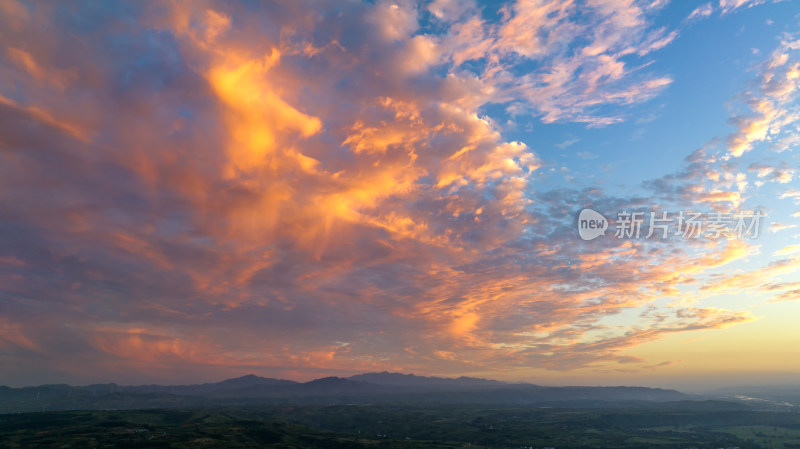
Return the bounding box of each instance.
[578,208,608,240]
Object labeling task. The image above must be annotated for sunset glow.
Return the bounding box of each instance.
[1,0,799,390]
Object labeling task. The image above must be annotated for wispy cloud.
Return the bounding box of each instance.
[725,36,800,157]
[719,0,775,15]
[687,3,714,21]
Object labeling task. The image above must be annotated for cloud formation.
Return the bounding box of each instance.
[0,0,789,386]
[725,36,800,157]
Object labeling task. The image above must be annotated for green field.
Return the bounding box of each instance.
[2,406,800,448]
[715,425,800,449]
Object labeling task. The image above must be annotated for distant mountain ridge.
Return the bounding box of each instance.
[348,371,506,388]
[126,374,297,395]
[0,371,700,414]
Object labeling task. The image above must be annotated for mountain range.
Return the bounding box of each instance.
[0,371,709,413]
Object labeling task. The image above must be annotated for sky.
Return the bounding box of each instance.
[0,0,799,391]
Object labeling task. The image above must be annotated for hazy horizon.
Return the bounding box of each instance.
[5,370,800,395]
[1,1,799,392]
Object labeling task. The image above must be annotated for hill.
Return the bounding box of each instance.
[0,372,694,413]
